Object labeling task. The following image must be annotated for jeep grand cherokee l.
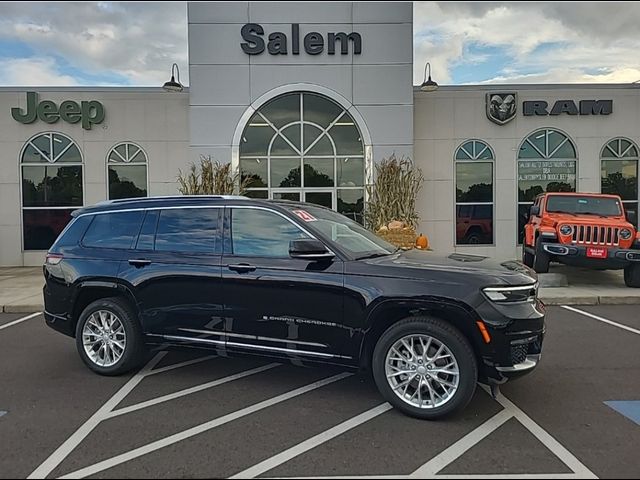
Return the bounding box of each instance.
[44,196,545,419]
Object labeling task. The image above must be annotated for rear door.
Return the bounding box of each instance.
[220,205,348,361]
[118,207,225,346]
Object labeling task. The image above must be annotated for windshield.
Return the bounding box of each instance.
[546,195,622,216]
[284,205,396,258]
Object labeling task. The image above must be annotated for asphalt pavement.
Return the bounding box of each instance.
[0,305,638,479]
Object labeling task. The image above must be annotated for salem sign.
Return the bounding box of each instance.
[241,23,362,55]
[11,92,104,130]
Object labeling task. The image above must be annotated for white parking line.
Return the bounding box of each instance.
[0,312,41,331]
[561,305,640,336]
[58,372,352,479]
[106,363,280,418]
[27,352,167,480]
[231,402,393,479]
[145,355,217,376]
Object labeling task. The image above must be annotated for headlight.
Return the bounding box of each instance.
[483,284,538,303]
[620,228,633,240]
[559,225,573,236]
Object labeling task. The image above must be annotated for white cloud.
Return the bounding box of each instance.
[0,1,188,86]
[0,57,80,86]
[414,1,640,85]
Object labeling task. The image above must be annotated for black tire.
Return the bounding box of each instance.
[372,316,477,420]
[624,264,640,287]
[532,236,550,273]
[522,243,534,268]
[75,297,146,376]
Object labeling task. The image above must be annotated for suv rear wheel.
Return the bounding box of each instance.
[75,297,146,375]
[533,236,550,273]
[624,264,640,287]
[372,316,477,420]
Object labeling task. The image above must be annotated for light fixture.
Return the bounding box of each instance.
[163,63,183,92]
[420,62,439,92]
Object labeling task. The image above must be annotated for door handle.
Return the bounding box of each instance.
[228,263,257,273]
[128,259,151,267]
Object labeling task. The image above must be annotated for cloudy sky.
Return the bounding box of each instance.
[1,1,639,87]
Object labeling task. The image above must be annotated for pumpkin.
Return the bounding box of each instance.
[415,233,429,249]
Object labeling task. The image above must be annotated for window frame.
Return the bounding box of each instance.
[19,131,85,252]
[238,92,365,218]
[517,128,578,245]
[599,137,639,225]
[106,141,149,200]
[453,139,496,247]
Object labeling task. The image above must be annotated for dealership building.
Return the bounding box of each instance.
[1,1,639,266]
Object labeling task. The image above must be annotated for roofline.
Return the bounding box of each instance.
[0,86,190,93]
[414,83,640,92]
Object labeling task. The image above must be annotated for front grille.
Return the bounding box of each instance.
[570,224,619,246]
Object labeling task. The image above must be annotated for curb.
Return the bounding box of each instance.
[539,296,640,306]
[3,305,44,314]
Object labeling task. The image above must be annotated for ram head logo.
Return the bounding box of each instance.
[486,92,517,125]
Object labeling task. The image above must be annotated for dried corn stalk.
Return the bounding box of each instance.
[177,155,250,195]
[364,154,424,231]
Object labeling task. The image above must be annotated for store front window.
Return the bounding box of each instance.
[20,132,83,250]
[239,92,365,223]
[107,142,148,200]
[454,140,494,245]
[601,138,638,226]
[517,129,577,243]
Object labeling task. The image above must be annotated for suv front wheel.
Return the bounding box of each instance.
[533,236,550,273]
[372,316,477,420]
[75,297,146,375]
[624,263,640,287]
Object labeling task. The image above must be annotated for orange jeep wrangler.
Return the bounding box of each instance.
[522,192,640,287]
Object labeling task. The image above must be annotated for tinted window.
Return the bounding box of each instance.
[231,208,309,257]
[135,210,159,251]
[546,195,622,216]
[51,215,92,249]
[82,211,144,249]
[155,208,220,253]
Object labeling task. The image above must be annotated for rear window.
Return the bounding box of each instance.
[50,215,92,249]
[154,208,221,253]
[82,211,144,249]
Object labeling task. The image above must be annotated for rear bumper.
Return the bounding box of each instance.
[44,310,75,337]
[538,242,640,269]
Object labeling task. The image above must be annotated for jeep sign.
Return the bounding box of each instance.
[11,92,105,130]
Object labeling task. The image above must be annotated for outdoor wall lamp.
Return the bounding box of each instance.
[420,62,439,92]
[163,63,184,92]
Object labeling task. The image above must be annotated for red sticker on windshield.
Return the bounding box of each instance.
[292,210,317,222]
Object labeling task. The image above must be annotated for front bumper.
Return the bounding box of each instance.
[540,242,640,269]
[475,297,545,384]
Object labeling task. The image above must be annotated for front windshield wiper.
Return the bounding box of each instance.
[547,210,578,216]
[355,252,394,260]
[579,212,611,218]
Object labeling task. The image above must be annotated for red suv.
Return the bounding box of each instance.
[522,192,640,287]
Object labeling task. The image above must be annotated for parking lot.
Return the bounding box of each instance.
[1,305,639,479]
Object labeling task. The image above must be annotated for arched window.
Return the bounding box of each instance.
[20,132,83,250]
[601,138,638,226]
[517,129,577,243]
[454,140,494,245]
[239,92,365,223]
[107,142,148,200]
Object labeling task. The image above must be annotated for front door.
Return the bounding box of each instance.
[221,205,349,362]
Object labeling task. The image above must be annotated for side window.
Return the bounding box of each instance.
[155,208,221,254]
[82,211,144,249]
[231,208,310,257]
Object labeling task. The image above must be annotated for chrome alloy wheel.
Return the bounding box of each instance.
[82,310,126,367]
[385,334,460,409]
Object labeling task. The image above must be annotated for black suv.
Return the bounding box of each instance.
[44,196,545,419]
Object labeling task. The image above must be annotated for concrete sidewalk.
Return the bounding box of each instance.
[1,264,640,313]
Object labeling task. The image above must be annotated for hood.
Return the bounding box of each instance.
[542,212,633,229]
[359,250,537,286]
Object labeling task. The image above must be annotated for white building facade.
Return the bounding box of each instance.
[0,2,638,266]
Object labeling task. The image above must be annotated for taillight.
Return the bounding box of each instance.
[45,253,64,265]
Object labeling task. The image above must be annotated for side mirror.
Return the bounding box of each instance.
[289,239,334,261]
[530,205,540,217]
